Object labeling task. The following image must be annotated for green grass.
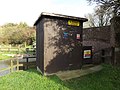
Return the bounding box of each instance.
[0,48,34,60]
[0,70,68,90]
[65,64,120,90]
[0,53,13,60]
[0,51,17,60]
[0,64,120,90]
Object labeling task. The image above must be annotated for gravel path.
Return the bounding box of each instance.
[0,60,11,76]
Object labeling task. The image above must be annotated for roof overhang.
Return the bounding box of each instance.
[34,12,88,26]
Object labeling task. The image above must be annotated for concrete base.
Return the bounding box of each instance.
[56,65,103,80]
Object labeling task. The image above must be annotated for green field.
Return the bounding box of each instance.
[0,64,120,90]
[0,54,12,60]
[0,46,24,60]
[0,45,35,60]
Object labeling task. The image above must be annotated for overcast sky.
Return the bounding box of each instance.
[0,0,95,26]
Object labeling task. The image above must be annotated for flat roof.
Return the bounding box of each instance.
[34,12,88,26]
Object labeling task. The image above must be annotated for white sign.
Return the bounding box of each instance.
[83,50,91,59]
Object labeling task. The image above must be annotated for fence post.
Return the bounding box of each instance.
[18,45,20,53]
[10,59,13,72]
[17,59,19,71]
[0,45,1,51]
[26,57,29,69]
[111,47,115,65]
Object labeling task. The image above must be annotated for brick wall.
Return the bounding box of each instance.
[111,16,120,65]
[83,26,114,64]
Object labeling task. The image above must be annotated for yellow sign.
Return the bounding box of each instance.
[68,20,80,26]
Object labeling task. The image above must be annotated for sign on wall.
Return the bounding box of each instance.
[76,34,80,39]
[83,50,91,59]
[68,20,80,26]
[63,32,69,39]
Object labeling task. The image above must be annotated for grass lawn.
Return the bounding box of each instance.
[0,64,120,90]
[0,53,13,60]
[0,50,32,61]
[0,45,35,61]
[0,51,18,61]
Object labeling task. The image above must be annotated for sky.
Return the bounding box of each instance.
[0,0,95,26]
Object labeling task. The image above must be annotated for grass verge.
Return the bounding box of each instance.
[0,64,120,90]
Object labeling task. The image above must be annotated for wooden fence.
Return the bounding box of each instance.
[0,58,23,74]
[0,46,22,52]
[22,56,36,69]
[0,56,36,76]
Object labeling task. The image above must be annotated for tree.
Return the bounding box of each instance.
[94,5,112,26]
[0,23,36,45]
[87,0,120,16]
[84,5,112,27]
[84,13,96,27]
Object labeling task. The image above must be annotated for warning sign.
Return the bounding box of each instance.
[68,20,80,26]
[76,34,80,39]
[83,50,91,59]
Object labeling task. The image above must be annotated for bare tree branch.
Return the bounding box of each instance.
[87,0,120,16]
